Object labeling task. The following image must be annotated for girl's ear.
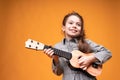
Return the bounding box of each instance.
[62,26,65,32]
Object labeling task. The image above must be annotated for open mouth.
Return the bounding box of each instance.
[69,29,78,33]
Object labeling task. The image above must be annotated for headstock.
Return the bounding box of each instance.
[25,39,45,50]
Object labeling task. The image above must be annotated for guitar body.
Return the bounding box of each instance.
[70,50,102,76]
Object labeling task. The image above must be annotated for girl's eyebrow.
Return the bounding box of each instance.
[76,22,81,24]
[68,20,81,23]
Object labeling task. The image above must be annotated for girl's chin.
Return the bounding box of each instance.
[70,33,79,36]
[68,34,80,38]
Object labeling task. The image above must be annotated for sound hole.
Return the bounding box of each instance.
[92,63,98,68]
[78,56,82,59]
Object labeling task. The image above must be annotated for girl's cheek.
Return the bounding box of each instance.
[77,27,81,30]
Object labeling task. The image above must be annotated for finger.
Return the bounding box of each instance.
[80,65,87,70]
[43,49,48,53]
[83,67,87,70]
[78,56,86,61]
[43,49,47,52]
[80,65,85,68]
[49,52,54,58]
[78,58,84,65]
[44,49,54,58]
[47,49,54,54]
[48,51,54,57]
[44,48,52,54]
[78,57,87,64]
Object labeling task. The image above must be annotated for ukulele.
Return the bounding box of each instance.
[25,39,102,76]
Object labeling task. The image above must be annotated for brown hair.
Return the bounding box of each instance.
[62,11,93,53]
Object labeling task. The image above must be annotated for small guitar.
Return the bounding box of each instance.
[25,39,102,76]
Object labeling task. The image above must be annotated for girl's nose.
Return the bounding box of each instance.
[72,24,77,28]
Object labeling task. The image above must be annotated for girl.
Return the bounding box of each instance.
[44,11,112,80]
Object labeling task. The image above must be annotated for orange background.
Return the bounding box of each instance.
[0,0,120,80]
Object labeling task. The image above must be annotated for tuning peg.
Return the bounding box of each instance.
[36,46,38,50]
[31,40,33,43]
[37,42,39,45]
[29,45,31,48]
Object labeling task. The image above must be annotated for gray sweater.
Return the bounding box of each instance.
[52,38,112,80]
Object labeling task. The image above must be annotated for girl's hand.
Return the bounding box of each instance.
[43,48,59,63]
[43,48,54,58]
[78,54,97,70]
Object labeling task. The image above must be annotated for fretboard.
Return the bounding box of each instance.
[44,45,72,60]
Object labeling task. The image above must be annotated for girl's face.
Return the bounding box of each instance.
[62,15,82,39]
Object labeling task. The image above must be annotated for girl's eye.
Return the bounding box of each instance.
[77,23,81,26]
[69,22,73,24]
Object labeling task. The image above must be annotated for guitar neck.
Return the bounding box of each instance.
[44,45,72,60]
[25,39,72,60]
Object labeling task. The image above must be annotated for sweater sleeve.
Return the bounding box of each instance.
[86,39,112,64]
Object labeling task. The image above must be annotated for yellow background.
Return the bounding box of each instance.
[0,0,120,80]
